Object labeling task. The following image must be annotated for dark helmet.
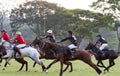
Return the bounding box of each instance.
[68,30,73,34]
[1,30,6,32]
[96,35,102,37]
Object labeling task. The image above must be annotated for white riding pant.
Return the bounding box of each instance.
[68,44,77,49]
[16,44,26,49]
[99,43,108,50]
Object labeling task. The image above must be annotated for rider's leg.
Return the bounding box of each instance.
[68,44,77,58]
[99,44,108,56]
[71,49,75,58]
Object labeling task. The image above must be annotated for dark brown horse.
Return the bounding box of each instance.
[32,37,102,76]
[31,37,73,72]
[0,45,28,71]
[85,42,119,72]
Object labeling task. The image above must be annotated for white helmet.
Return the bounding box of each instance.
[47,30,53,33]
[16,31,22,35]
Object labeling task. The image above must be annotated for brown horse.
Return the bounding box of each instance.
[31,37,73,72]
[32,37,102,76]
[0,45,28,71]
[85,42,119,72]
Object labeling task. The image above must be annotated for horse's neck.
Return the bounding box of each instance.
[45,43,58,52]
[92,46,99,53]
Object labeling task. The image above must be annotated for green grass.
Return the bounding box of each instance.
[0,57,120,76]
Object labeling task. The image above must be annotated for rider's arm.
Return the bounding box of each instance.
[60,37,70,42]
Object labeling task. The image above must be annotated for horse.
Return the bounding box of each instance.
[1,43,47,72]
[85,42,119,72]
[32,37,102,76]
[0,45,7,62]
[0,44,28,71]
[31,37,73,72]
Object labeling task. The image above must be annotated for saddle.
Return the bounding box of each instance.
[97,48,109,58]
[19,45,30,49]
[45,49,55,55]
[102,48,109,53]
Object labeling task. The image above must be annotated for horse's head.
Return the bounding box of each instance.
[31,36,47,49]
[85,42,99,53]
[85,42,95,50]
[31,37,40,46]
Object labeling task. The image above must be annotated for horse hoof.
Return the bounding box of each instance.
[99,71,104,76]
[2,68,5,70]
[43,69,48,73]
[17,70,20,72]
[103,71,106,74]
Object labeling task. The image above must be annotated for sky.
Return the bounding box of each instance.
[0,0,97,11]
[47,0,96,10]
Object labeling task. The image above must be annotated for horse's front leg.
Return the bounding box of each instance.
[46,59,59,69]
[63,61,73,72]
[59,59,64,76]
[15,58,28,71]
[97,60,107,69]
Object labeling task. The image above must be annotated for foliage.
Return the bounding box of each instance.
[69,9,114,43]
[91,0,120,51]
[9,0,69,36]
[91,0,120,20]
[9,0,114,45]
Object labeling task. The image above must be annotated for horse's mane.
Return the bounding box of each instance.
[86,42,99,53]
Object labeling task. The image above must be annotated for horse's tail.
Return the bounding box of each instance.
[117,52,120,56]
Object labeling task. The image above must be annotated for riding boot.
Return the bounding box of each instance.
[17,50,21,56]
[97,49,104,57]
[13,46,21,56]
[70,49,75,59]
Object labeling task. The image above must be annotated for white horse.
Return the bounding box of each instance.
[2,43,47,72]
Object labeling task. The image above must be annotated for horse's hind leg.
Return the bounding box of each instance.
[104,59,115,72]
[2,59,11,70]
[81,56,102,75]
[32,55,47,72]
[2,61,8,70]
[33,57,43,68]
[15,58,28,71]
[63,61,73,72]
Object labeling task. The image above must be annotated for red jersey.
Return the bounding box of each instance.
[1,32,10,41]
[14,35,26,44]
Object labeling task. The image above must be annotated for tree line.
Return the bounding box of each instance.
[1,0,120,51]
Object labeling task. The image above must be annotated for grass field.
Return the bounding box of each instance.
[0,57,120,76]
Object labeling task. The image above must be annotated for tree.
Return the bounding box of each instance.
[10,0,66,36]
[91,0,120,51]
[69,9,114,45]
